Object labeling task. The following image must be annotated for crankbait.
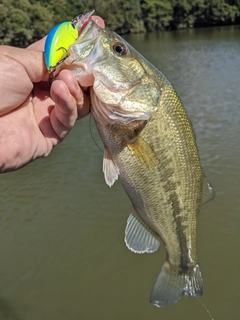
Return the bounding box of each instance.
[44,11,94,72]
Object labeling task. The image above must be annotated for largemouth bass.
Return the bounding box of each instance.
[53,15,215,307]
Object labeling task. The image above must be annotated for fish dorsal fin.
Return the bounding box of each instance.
[103,147,119,187]
[125,213,160,254]
[127,137,158,170]
[201,174,215,205]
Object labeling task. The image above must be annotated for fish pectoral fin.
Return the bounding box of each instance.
[103,147,119,187]
[201,174,215,205]
[125,213,160,254]
[127,138,158,170]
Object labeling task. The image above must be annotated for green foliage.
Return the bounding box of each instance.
[141,0,173,31]
[0,0,54,46]
[171,0,203,28]
[0,0,240,46]
[94,0,145,33]
[209,0,239,25]
[170,0,239,28]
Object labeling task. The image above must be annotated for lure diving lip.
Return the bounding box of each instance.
[44,11,95,72]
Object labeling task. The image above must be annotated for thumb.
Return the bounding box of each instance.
[27,36,46,52]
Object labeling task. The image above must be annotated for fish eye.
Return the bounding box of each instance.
[112,42,127,56]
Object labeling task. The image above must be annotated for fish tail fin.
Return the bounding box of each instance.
[150,262,203,307]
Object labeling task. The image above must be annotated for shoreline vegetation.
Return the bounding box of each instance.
[0,0,240,47]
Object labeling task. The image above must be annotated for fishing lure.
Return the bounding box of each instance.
[44,11,94,72]
[44,21,78,72]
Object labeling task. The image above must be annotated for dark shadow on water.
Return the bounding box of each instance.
[0,297,22,320]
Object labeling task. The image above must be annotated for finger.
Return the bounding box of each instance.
[92,16,105,28]
[50,79,78,140]
[27,36,46,51]
[55,70,90,118]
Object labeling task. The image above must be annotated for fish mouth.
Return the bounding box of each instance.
[76,19,103,46]
[71,10,95,35]
[68,20,105,64]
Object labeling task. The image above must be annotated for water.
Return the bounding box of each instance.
[0,26,240,320]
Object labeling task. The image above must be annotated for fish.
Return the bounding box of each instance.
[52,15,215,307]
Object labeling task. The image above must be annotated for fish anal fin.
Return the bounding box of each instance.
[127,138,158,170]
[201,174,215,205]
[125,213,160,254]
[150,263,203,307]
[103,147,119,187]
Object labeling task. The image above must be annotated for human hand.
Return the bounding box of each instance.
[0,16,104,173]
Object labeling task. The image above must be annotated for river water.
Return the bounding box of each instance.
[0,26,239,320]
